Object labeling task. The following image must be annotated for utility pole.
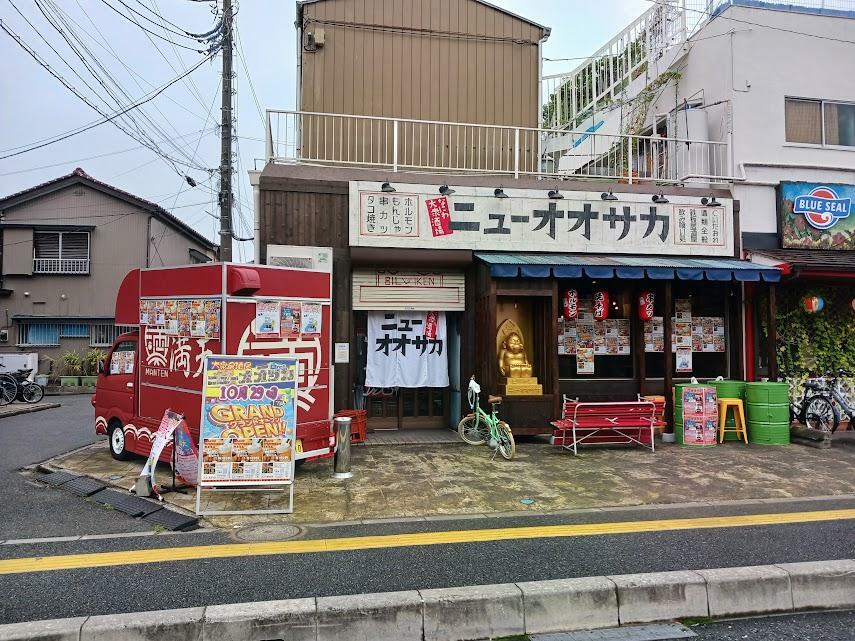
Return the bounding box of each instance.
[218,0,234,262]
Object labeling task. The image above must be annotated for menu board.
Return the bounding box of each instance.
[558,298,632,376]
[199,355,298,487]
[644,316,726,354]
[139,298,220,339]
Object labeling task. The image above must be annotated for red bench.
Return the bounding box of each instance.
[550,396,656,455]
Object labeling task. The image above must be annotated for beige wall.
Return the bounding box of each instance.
[0,184,215,365]
[300,0,544,126]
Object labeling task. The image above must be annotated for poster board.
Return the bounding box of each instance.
[681,386,718,447]
[195,355,298,515]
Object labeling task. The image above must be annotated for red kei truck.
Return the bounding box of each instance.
[92,263,334,464]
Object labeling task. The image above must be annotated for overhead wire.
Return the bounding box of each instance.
[97,0,211,51]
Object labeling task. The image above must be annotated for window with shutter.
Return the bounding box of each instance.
[33,231,90,274]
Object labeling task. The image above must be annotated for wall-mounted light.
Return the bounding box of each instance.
[439,184,455,196]
[547,189,564,199]
[652,192,669,204]
[701,195,721,206]
[494,188,508,199]
[380,181,396,193]
[23,292,30,297]
[601,190,618,201]
[60,294,67,300]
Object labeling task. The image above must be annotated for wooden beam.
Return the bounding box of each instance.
[663,280,674,433]
[767,283,778,381]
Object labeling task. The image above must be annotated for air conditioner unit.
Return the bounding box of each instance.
[0,330,8,343]
[266,245,333,273]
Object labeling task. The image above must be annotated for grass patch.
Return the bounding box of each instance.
[494,636,531,641]
[681,616,714,626]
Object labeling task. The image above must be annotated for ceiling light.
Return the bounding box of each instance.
[494,188,508,199]
[439,184,455,196]
[548,189,564,199]
[601,190,618,201]
[380,182,396,193]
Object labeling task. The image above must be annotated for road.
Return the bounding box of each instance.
[690,610,855,640]
[0,400,853,628]
[0,395,151,540]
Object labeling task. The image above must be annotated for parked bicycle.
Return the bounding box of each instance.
[457,375,515,460]
[799,368,854,434]
[0,366,44,405]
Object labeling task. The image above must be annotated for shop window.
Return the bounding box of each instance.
[557,285,635,379]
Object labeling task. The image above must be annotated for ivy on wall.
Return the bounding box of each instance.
[760,285,855,376]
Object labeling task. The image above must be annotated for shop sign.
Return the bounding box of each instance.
[199,355,298,487]
[352,269,465,311]
[365,311,449,388]
[779,181,855,250]
[350,182,735,256]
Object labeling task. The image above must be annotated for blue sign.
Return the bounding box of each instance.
[780,182,855,250]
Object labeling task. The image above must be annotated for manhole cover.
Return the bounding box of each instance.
[233,524,302,542]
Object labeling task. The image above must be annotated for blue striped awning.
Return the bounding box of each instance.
[476,253,782,282]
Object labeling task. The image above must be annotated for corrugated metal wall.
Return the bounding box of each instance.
[299,0,544,127]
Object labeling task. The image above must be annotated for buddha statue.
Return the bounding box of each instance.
[496,320,542,396]
[499,332,533,378]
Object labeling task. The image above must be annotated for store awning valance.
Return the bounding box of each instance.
[476,253,782,282]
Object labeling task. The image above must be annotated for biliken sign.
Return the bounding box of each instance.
[349,182,735,257]
[352,269,465,312]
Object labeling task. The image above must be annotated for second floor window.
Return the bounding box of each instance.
[33,231,90,274]
[785,97,855,148]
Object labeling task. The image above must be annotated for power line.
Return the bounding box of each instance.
[97,0,211,51]
[0,20,217,166]
[235,25,264,128]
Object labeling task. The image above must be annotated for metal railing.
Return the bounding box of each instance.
[33,258,90,274]
[266,110,733,184]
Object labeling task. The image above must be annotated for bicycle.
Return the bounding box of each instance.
[0,366,44,405]
[457,375,515,460]
[800,368,854,434]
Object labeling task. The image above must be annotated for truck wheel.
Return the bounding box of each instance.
[109,421,134,461]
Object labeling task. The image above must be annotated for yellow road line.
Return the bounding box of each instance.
[1,508,853,576]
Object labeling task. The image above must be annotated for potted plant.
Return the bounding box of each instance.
[81,349,105,386]
[60,351,82,387]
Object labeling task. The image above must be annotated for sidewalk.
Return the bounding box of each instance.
[0,401,61,419]
[45,433,855,529]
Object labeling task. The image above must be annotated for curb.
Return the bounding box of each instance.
[0,559,853,640]
[0,402,61,419]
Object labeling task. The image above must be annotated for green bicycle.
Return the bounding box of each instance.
[457,375,515,460]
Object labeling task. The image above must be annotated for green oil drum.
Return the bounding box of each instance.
[745,382,790,445]
[745,381,789,404]
[746,420,790,445]
[746,402,790,423]
[674,384,716,447]
[710,380,746,441]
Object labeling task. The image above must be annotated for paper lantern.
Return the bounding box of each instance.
[593,290,610,321]
[851,298,855,312]
[803,296,825,313]
[638,290,655,321]
[562,289,579,320]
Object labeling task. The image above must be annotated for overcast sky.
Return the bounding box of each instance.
[0,0,649,260]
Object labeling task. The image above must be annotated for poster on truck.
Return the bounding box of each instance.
[199,355,298,487]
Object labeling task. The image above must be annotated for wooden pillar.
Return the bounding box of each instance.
[663,280,674,433]
[551,280,560,419]
[767,282,778,381]
[635,284,646,398]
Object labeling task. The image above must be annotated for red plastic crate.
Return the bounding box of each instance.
[334,409,367,444]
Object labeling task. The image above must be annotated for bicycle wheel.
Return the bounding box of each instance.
[21,383,44,404]
[804,396,839,433]
[496,421,515,460]
[458,413,488,445]
[0,376,17,406]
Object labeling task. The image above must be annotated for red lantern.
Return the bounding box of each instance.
[562,289,579,320]
[593,290,610,320]
[638,290,655,321]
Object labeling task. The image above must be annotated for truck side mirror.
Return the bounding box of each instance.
[97,359,106,375]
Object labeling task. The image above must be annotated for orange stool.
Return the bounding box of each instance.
[717,398,747,444]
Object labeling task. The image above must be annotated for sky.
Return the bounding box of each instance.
[0,0,649,261]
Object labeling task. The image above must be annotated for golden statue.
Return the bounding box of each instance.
[496,319,542,396]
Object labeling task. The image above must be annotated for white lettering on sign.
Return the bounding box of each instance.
[378,271,442,288]
[349,182,735,257]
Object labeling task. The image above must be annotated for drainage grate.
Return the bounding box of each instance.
[36,471,80,487]
[63,476,107,497]
[105,493,164,518]
[532,623,697,641]
[142,509,199,532]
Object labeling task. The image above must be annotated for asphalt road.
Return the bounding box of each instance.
[690,610,855,640]
[0,394,151,540]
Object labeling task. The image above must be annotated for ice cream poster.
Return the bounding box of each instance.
[199,355,298,487]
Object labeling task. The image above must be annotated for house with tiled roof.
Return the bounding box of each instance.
[0,168,217,375]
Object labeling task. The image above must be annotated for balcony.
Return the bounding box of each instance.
[265,110,734,185]
[33,258,90,274]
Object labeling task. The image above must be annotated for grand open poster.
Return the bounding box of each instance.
[198,355,298,487]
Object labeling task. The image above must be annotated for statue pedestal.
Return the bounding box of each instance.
[499,376,543,396]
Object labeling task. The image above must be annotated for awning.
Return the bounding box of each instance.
[747,249,855,275]
[476,253,782,282]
